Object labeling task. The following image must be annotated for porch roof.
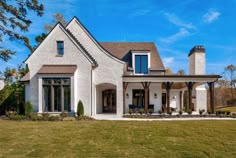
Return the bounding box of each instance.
[37,65,77,74]
[123,75,221,83]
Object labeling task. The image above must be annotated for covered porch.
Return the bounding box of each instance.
[122,75,221,114]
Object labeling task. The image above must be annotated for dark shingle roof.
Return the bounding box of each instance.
[100,42,165,71]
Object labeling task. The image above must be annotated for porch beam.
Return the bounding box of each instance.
[123,82,129,114]
[208,82,215,113]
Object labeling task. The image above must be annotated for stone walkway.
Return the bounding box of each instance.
[93,114,236,121]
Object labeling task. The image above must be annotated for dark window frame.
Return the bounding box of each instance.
[57,41,64,55]
[42,78,71,112]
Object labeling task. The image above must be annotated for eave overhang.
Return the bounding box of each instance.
[123,75,221,83]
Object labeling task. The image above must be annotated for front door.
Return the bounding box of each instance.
[102,89,116,113]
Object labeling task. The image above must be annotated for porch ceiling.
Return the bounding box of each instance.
[123,75,221,83]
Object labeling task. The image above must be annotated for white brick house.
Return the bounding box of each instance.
[21,17,220,116]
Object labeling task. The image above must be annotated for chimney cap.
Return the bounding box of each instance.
[188,45,205,57]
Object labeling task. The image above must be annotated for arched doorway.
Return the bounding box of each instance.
[96,83,117,114]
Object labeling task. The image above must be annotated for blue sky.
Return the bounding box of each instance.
[1,0,236,75]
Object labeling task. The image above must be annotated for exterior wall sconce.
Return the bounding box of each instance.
[173,96,176,99]
[126,93,129,98]
[154,93,157,99]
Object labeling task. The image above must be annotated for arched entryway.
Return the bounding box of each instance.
[96,83,117,114]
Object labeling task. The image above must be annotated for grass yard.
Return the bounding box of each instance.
[0,120,236,158]
[216,106,236,112]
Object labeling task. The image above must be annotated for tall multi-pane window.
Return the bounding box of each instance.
[135,55,148,74]
[57,41,64,55]
[43,78,70,112]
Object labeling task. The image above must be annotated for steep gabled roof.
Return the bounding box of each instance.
[100,42,165,71]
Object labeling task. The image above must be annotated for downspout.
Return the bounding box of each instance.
[91,68,93,116]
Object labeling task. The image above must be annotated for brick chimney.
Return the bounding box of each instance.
[188,46,205,75]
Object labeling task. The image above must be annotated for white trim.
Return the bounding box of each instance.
[132,51,151,75]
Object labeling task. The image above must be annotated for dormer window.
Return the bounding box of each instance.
[135,55,148,74]
[132,51,150,74]
[57,41,64,55]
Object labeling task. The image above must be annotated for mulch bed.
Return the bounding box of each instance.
[123,114,235,119]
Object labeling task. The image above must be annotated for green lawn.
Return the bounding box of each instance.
[0,120,236,158]
[216,106,236,112]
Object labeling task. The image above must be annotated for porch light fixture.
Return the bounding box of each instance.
[173,96,176,99]
[154,93,157,99]
[126,93,129,98]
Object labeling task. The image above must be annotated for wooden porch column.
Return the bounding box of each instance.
[185,82,195,111]
[164,82,173,113]
[208,82,215,113]
[179,91,183,111]
[141,82,151,113]
[123,82,128,114]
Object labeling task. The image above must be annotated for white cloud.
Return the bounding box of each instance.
[164,13,195,29]
[163,57,174,67]
[159,28,190,43]
[203,9,220,23]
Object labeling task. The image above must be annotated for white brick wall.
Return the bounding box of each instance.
[189,50,207,112]
[67,18,125,116]
[26,24,92,115]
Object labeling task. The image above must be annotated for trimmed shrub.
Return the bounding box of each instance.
[225,110,231,116]
[216,110,222,115]
[9,115,26,121]
[168,111,172,115]
[6,110,17,117]
[158,110,162,114]
[129,109,133,115]
[42,113,49,118]
[77,100,84,116]
[179,110,183,115]
[48,115,60,121]
[60,112,68,118]
[77,115,94,120]
[24,101,33,116]
[139,108,145,115]
[31,114,44,121]
[149,109,153,115]
[187,110,192,115]
[199,109,205,115]
[63,117,75,121]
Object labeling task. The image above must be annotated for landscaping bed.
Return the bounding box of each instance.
[124,112,236,119]
[124,114,236,119]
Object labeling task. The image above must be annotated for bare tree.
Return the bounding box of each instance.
[224,64,236,101]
